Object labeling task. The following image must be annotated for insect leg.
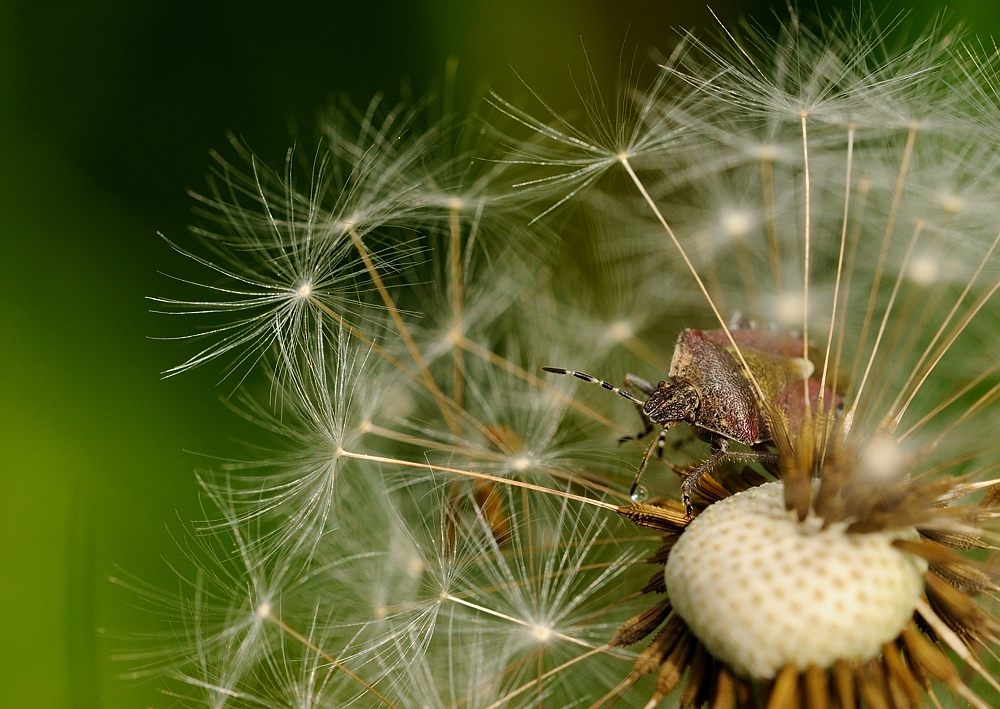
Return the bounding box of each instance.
[628,434,661,501]
[655,428,668,459]
[725,450,780,473]
[680,438,730,516]
[626,421,681,500]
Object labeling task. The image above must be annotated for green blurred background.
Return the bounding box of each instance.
[0,1,993,707]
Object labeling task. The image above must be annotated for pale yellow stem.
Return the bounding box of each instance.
[337,449,619,511]
[265,612,395,707]
[846,219,925,435]
[890,231,1000,428]
[348,227,461,433]
[818,126,855,459]
[846,126,918,404]
[483,644,617,709]
[799,112,812,418]
[829,177,871,410]
[618,156,770,410]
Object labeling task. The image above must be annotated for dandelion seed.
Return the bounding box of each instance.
[295,281,314,299]
[194,327,410,559]
[142,5,998,707]
[498,7,998,707]
[858,432,910,484]
[152,138,426,384]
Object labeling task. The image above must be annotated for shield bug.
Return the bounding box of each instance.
[543,326,840,514]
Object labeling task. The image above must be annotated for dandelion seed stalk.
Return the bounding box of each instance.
[142,8,999,707]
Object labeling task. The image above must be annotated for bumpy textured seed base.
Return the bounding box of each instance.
[664,481,927,679]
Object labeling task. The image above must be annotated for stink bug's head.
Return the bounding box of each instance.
[643,380,699,427]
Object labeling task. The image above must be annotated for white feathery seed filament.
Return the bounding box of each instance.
[145,11,1000,708]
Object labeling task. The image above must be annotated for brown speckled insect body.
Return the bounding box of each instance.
[544,327,839,514]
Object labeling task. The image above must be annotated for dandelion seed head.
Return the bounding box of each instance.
[529,623,553,643]
[509,454,534,472]
[665,482,927,679]
[858,434,909,486]
[606,319,633,343]
[145,6,1000,706]
[294,281,313,299]
[720,208,754,238]
[766,290,804,329]
[938,191,966,214]
[906,251,940,286]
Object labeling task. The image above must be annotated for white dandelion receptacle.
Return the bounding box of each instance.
[665,482,927,679]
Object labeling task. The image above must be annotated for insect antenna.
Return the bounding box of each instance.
[540,367,646,406]
[542,366,660,502]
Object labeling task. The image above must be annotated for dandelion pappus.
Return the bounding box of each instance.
[544,326,841,514]
[445,423,520,548]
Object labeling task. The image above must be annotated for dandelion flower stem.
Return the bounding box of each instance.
[819,126,855,424]
[618,155,769,409]
[347,227,461,433]
[799,112,813,419]
[890,231,1000,428]
[449,202,465,408]
[336,449,619,510]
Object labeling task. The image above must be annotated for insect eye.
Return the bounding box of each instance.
[657,380,667,388]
